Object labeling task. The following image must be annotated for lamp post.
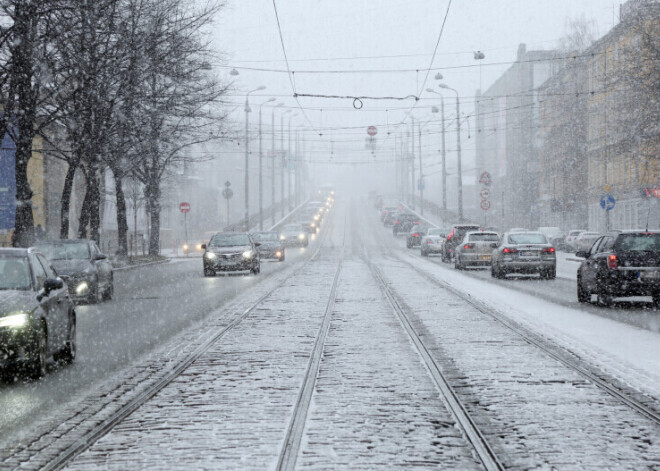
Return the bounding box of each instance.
[410,117,416,209]
[280,110,293,218]
[271,103,283,226]
[426,88,447,213]
[258,97,275,230]
[286,113,297,213]
[438,84,463,221]
[244,86,266,231]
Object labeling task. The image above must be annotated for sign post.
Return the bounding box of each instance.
[179,202,191,255]
[600,194,616,231]
[478,171,492,225]
[222,181,233,227]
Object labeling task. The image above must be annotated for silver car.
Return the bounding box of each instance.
[279,224,309,247]
[454,231,500,269]
[420,228,448,256]
[491,231,556,279]
[574,231,601,252]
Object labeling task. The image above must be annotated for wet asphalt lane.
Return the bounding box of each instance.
[0,240,317,438]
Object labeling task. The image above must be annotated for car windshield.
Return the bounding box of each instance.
[282,225,303,232]
[209,234,251,247]
[508,233,548,244]
[251,232,279,242]
[615,234,660,252]
[0,256,31,290]
[469,233,499,242]
[37,242,90,260]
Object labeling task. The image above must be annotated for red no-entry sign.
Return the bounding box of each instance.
[367,126,378,136]
[179,202,191,213]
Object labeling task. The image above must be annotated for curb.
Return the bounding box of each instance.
[112,258,171,272]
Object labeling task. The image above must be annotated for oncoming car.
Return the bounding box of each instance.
[202,232,261,276]
[0,248,76,378]
[251,231,285,262]
[279,224,309,247]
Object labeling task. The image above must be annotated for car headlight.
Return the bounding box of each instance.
[205,252,216,260]
[314,215,320,221]
[298,233,306,240]
[311,222,316,228]
[280,235,285,240]
[183,244,189,251]
[0,312,29,329]
[275,251,282,257]
[243,250,254,259]
[75,281,90,294]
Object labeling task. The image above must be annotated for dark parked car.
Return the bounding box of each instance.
[36,239,113,304]
[406,224,431,248]
[491,231,556,279]
[202,232,261,276]
[392,213,419,235]
[441,224,481,262]
[251,231,285,262]
[577,231,660,306]
[0,248,76,378]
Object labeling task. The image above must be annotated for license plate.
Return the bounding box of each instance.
[479,255,491,261]
[639,271,660,279]
[519,251,539,258]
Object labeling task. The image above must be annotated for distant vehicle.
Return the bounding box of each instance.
[454,231,500,269]
[383,209,399,227]
[509,227,528,233]
[36,239,113,304]
[250,231,285,262]
[406,224,431,248]
[202,232,261,276]
[576,230,660,306]
[575,231,601,252]
[0,248,76,378]
[279,223,309,247]
[565,229,587,251]
[491,231,556,279]
[381,206,397,222]
[420,228,449,257]
[441,224,481,262]
[392,213,419,235]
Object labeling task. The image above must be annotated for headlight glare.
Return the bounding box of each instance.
[205,252,216,259]
[242,250,254,259]
[75,281,89,294]
[298,234,306,240]
[0,313,29,329]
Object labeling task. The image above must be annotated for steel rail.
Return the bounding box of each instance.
[399,254,660,427]
[41,209,336,471]
[276,214,346,471]
[369,261,505,471]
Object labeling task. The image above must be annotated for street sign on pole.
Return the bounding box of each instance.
[179,202,191,213]
[480,200,491,211]
[600,194,616,211]
[367,126,378,136]
[479,171,492,186]
[222,188,233,199]
[480,188,490,199]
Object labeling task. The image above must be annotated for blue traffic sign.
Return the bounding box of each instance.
[600,194,616,211]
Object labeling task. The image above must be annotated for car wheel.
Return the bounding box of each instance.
[577,276,590,303]
[454,257,462,270]
[279,254,285,262]
[252,264,260,275]
[541,268,556,280]
[203,265,215,277]
[26,323,47,379]
[597,283,614,307]
[421,249,428,257]
[88,281,101,304]
[102,277,113,301]
[406,241,411,248]
[55,311,76,364]
[652,295,660,308]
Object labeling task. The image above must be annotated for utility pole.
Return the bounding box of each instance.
[441,97,447,213]
[411,118,415,209]
[418,122,423,215]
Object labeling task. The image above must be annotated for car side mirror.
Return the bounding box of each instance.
[575,251,588,259]
[255,242,262,247]
[95,254,107,260]
[43,277,64,294]
[201,244,207,250]
[490,242,498,248]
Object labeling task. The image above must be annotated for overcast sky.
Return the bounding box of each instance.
[209,0,619,176]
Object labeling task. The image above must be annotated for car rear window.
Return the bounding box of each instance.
[469,233,499,242]
[508,233,548,244]
[0,255,31,290]
[615,234,660,252]
[456,226,480,236]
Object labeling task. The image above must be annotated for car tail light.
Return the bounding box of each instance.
[607,254,618,269]
[447,229,454,240]
[394,220,399,224]
[502,247,518,254]
[463,243,475,249]
[542,247,555,253]
[412,233,419,237]
[426,240,434,244]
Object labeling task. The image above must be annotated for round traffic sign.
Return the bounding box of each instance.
[480,200,491,211]
[222,188,233,200]
[179,202,191,213]
[480,188,490,199]
[367,126,378,137]
[600,194,615,211]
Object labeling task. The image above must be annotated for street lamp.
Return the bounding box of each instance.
[438,83,463,221]
[258,97,275,230]
[271,103,284,226]
[426,88,447,214]
[244,85,266,231]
